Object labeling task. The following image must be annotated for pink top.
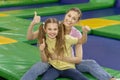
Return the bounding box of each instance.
[70,27,82,38]
[69,27,82,56]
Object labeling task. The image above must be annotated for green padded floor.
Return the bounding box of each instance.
[0,27,9,32]
[102,15,120,21]
[0,0,120,80]
[0,0,58,8]
[0,42,40,80]
[0,0,115,18]
[0,42,120,80]
[92,24,120,40]
[0,16,40,43]
[92,15,120,40]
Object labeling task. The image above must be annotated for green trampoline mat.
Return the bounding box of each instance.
[102,15,120,21]
[0,16,40,43]
[0,0,58,8]
[0,0,115,18]
[92,24,120,40]
[0,42,40,80]
[0,42,120,80]
[0,0,120,80]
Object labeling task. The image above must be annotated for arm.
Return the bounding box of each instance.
[27,23,39,40]
[78,26,90,44]
[63,26,90,63]
[39,50,48,62]
[51,44,83,64]
[61,44,83,64]
[50,27,88,63]
[39,39,48,62]
[27,11,40,40]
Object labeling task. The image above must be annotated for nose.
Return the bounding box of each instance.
[51,30,55,33]
[68,17,72,22]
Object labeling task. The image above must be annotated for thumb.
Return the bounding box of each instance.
[85,25,91,31]
[34,11,37,17]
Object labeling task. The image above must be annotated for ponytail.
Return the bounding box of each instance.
[38,23,50,58]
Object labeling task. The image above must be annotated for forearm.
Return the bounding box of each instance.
[81,31,87,44]
[59,44,83,64]
[78,31,87,44]
[61,56,81,64]
[27,21,35,40]
[27,11,41,40]
[40,50,48,62]
[75,44,83,63]
[79,26,90,44]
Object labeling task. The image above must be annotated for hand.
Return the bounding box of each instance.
[82,25,91,33]
[50,53,62,60]
[50,54,57,60]
[39,39,45,52]
[32,11,41,25]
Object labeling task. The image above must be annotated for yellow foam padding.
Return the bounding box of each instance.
[0,13,8,17]
[0,36,17,45]
[76,18,120,29]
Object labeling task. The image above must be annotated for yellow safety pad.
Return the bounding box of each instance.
[76,18,120,29]
[0,36,17,45]
[0,13,8,17]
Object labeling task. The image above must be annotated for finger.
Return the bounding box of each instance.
[34,11,37,17]
[39,16,41,21]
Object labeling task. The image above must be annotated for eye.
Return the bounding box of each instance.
[72,17,77,21]
[68,14,71,17]
[48,28,52,31]
[54,28,58,31]
[73,17,76,20]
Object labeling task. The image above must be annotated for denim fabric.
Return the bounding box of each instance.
[76,59,112,80]
[21,60,112,80]
[42,67,88,80]
[21,62,50,80]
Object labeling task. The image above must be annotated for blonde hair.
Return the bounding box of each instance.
[38,18,66,58]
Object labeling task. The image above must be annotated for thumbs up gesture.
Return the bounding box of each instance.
[82,25,91,33]
[32,11,41,25]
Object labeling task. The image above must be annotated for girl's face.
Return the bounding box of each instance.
[63,11,79,29]
[45,23,58,39]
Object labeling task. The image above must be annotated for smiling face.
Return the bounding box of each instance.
[63,8,81,31]
[45,23,59,39]
[64,11,80,30]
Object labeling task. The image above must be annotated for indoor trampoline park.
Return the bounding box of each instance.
[0,0,120,80]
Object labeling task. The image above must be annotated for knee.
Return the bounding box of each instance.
[43,63,50,68]
[86,59,97,64]
[36,62,49,69]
